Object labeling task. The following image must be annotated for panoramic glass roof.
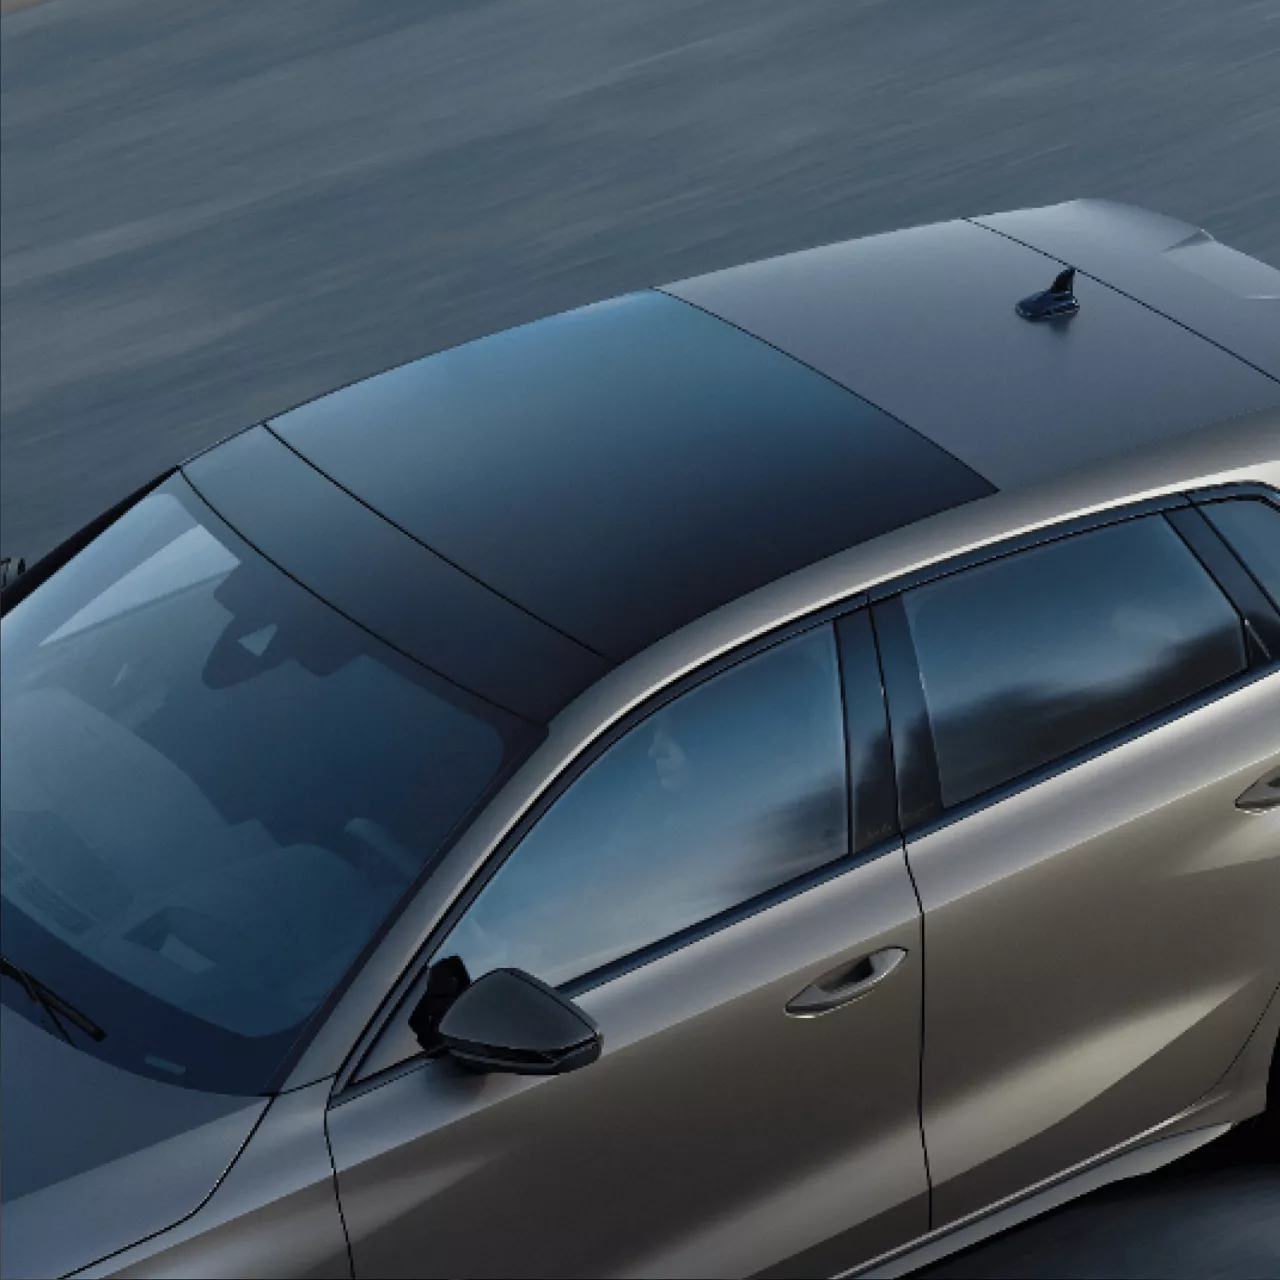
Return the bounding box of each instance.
[272,290,995,664]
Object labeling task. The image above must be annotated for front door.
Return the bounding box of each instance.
[884,512,1280,1227]
[327,615,929,1277]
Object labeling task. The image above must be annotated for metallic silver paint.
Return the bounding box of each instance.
[0,1001,268,1280]
[853,1119,1235,1279]
[1201,974,1280,1127]
[0,1021,256,1210]
[4,1101,266,1280]
[857,968,1280,1276]
[328,850,927,1278]
[908,670,1280,1225]
[76,1080,350,1280]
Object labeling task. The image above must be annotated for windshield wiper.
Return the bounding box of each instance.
[0,955,106,1044]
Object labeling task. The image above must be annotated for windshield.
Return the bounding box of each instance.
[1,476,540,1093]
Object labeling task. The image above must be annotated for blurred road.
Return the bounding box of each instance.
[5,0,1280,561]
[2,2,1279,1274]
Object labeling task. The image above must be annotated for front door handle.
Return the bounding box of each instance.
[786,947,908,1018]
[1236,767,1280,813]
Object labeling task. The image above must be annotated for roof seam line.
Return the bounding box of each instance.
[180,468,547,728]
[262,424,614,663]
[650,287,1001,493]
[963,219,1280,388]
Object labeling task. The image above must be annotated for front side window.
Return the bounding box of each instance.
[439,625,860,991]
[902,516,1248,810]
[1,479,539,1093]
[1200,498,1280,613]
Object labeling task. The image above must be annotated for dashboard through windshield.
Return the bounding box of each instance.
[0,477,539,1093]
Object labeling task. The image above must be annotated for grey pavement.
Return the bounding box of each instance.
[2,2,1279,1275]
[5,0,1280,561]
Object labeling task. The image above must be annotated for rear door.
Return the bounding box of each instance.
[328,613,930,1278]
[876,501,1280,1228]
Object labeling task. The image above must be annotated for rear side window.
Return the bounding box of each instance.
[1200,499,1280,612]
[901,516,1248,809]
[437,624,870,990]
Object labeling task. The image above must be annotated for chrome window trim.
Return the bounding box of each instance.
[278,410,1279,1096]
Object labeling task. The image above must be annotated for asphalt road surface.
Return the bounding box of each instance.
[3,2,1279,1275]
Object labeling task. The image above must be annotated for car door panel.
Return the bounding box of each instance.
[902,550,1280,1232]
[328,847,927,1280]
[883,506,1280,1228]
[77,1081,351,1280]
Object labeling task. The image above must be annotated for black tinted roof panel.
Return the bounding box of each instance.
[276,291,994,660]
[185,427,609,723]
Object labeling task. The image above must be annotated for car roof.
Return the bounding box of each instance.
[269,289,993,665]
[972,199,1280,382]
[197,205,1280,726]
[663,208,1280,489]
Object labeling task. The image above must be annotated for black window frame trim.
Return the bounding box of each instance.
[1187,482,1280,634]
[1187,481,1280,508]
[871,597,942,831]
[1165,507,1280,661]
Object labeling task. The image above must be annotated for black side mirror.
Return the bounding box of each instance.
[437,968,602,1076]
[408,955,472,1053]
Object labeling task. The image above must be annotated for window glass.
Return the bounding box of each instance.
[440,626,853,990]
[1201,499,1280,612]
[902,516,1247,809]
[1,479,538,1093]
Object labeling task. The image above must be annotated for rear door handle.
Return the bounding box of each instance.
[786,947,908,1018]
[1236,767,1280,813]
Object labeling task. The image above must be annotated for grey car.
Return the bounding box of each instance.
[2,199,1279,1280]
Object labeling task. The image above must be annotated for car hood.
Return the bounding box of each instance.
[0,1003,268,1279]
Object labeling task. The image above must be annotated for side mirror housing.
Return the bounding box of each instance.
[437,968,602,1076]
[407,955,472,1053]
